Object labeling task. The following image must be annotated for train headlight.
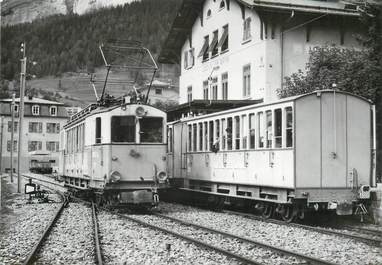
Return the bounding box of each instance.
[135,106,146,117]
[110,170,122,183]
[156,171,168,183]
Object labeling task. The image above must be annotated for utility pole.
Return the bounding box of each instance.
[17,42,26,193]
[10,93,15,182]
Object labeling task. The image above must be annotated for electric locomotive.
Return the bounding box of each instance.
[58,98,169,206]
[167,90,376,221]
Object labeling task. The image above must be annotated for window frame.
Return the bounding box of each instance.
[32,105,40,116]
[50,106,57,116]
[243,64,251,98]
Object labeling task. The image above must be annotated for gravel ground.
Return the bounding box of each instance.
[98,210,238,265]
[132,214,304,265]
[35,202,94,265]
[0,193,61,264]
[159,202,382,265]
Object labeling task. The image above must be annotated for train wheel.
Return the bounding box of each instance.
[281,205,295,223]
[262,203,274,219]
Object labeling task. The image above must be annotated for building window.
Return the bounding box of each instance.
[212,77,218,100]
[243,64,251,97]
[221,73,228,100]
[46,123,60,133]
[187,86,193,102]
[7,140,17,152]
[10,104,19,113]
[207,9,211,17]
[187,48,195,68]
[203,81,209,100]
[32,105,40,115]
[46,141,59,152]
[218,25,229,52]
[155,88,162,95]
[198,35,210,61]
[219,0,225,9]
[50,106,57,116]
[184,50,188,69]
[7,121,18,132]
[243,17,252,41]
[209,30,219,57]
[29,122,43,133]
[28,141,42,152]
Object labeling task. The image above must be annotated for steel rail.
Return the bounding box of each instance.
[107,211,261,265]
[223,210,382,247]
[22,194,68,265]
[343,225,382,238]
[154,213,337,265]
[92,203,104,265]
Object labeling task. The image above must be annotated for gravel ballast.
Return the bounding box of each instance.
[0,193,61,264]
[35,202,94,264]
[98,210,238,265]
[159,202,382,265]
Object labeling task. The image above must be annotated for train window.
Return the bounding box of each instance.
[234,116,240,150]
[209,121,214,151]
[249,113,255,149]
[193,124,197,151]
[140,117,163,143]
[111,116,135,142]
[199,123,203,151]
[266,110,272,148]
[95,117,101,144]
[241,115,247,149]
[221,119,226,150]
[204,122,208,151]
[286,107,293,147]
[227,117,233,150]
[215,120,220,149]
[258,112,264,148]
[274,109,282,148]
[188,125,192,151]
[167,127,173,153]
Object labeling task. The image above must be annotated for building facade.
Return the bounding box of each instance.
[159,0,362,104]
[144,80,179,104]
[0,96,68,173]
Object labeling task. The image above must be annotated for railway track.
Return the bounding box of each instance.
[105,208,337,265]
[22,196,104,265]
[22,194,69,265]
[223,209,382,247]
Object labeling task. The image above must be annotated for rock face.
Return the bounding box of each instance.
[1,0,68,26]
[73,0,136,15]
[0,0,136,26]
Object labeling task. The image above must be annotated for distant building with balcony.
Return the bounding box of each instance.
[143,80,179,104]
[0,96,68,173]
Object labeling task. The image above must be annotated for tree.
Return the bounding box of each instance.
[278,2,382,179]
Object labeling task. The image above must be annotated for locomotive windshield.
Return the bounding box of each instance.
[111,116,135,142]
[111,116,163,143]
[139,117,163,143]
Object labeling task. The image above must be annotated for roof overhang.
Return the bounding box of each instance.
[167,99,263,121]
[158,0,360,64]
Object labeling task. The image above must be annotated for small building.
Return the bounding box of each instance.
[0,96,68,173]
[65,106,83,117]
[159,0,362,104]
[142,79,179,104]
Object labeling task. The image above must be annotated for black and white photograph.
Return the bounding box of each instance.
[0,0,381,264]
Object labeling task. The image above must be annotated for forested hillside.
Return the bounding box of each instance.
[1,0,180,80]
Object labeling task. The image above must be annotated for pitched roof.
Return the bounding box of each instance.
[0,96,64,105]
[158,0,360,64]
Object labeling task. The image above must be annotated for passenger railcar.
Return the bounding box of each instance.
[58,101,169,207]
[167,90,376,221]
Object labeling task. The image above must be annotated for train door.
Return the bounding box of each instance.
[321,92,347,187]
[167,125,174,178]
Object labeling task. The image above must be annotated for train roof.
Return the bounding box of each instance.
[178,90,372,122]
[64,102,165,129]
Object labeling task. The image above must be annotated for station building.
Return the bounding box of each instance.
[0,96,68,173]
[158,0,362,105]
